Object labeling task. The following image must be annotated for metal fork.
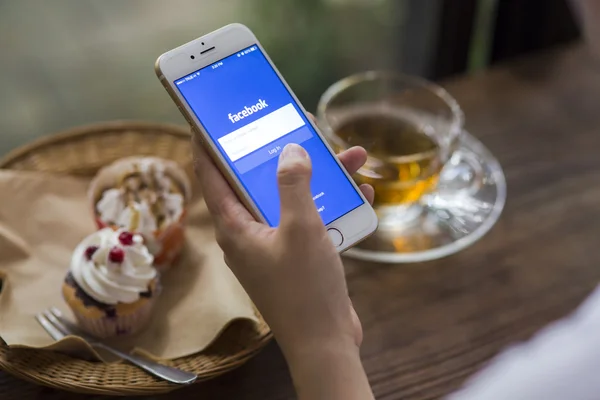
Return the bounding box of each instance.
[35,307,197,385]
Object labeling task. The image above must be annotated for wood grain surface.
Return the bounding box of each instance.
[3,43,600,399]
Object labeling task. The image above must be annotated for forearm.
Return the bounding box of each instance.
[283,340,374,400]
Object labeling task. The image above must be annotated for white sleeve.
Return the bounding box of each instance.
[447,285,600,400]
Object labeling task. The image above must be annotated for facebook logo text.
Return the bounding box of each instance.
[228,99,268,123]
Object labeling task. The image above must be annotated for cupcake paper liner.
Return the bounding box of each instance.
[70,296,157,338]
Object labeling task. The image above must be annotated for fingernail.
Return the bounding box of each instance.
[279,143,308,164]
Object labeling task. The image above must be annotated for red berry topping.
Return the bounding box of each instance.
[85,246,99,260]
[108,247,125,263]
[118,231,134,246]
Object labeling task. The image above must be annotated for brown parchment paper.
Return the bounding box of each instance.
[0,169,258,361]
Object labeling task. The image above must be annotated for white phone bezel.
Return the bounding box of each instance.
[155,23,378,252]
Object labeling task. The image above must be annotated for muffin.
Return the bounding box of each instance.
[88,156,191,271]
[62,228,160,338]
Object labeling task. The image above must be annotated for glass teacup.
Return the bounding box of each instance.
[318,72,506,262]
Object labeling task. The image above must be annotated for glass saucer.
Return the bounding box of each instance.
[343,131,506,263]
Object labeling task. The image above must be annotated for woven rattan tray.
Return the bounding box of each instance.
[0,121,272,396]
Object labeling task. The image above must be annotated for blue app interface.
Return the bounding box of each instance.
[176,45,363,226]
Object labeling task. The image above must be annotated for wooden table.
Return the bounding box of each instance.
[3,43,600,399]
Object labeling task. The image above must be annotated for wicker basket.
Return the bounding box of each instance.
[0,121,272,396]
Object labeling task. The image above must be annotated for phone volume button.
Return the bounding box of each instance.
[177,107,193,125]
[191,127,203,144]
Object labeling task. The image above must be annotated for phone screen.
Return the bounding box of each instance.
[175,45,364,227]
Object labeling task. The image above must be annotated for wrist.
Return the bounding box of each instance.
[280,332,359,363]
[269,309,360,359]
[281,338,373,400]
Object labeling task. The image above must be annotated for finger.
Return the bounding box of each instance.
[277,143,321,229]
[338,146,368,176]
[338,147,374,204]
[349,301,363,347]
[359,184,375,205]
[309,114,368,175]
[191,137,253,228]
[306,112,367,175]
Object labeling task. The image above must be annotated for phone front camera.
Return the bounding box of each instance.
[190,55,195,60]
[201,42,205,45]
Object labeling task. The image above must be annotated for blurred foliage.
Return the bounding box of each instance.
[0,0,400,153]
[245,0,398,111]
[247,0,336,110]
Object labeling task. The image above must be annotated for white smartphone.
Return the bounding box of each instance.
[155,23,377,252]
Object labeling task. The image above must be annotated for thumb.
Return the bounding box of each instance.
[277,143,319,227]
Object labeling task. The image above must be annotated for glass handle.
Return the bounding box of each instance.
[423,147,492,235]
[439,149,486,195]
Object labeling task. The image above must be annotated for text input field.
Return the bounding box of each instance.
[218,103,305,162]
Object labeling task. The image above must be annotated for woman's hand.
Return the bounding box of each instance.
[192,132,375,399]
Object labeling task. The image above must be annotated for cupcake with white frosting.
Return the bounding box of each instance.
[88,157,191,271]
[62,228,160,338]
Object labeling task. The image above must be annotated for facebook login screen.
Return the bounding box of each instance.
[176,45,363,226]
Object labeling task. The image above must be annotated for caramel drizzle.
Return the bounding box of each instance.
[115,163,179,231]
